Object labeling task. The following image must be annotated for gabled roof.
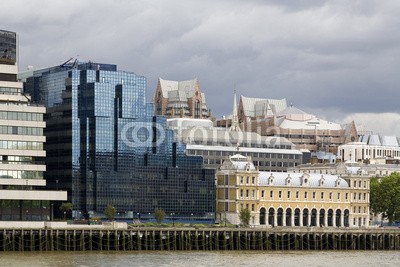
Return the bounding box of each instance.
[159,78,198,98]
[240,95,287,117]
[276,105,314,121]
[359,134,399,147]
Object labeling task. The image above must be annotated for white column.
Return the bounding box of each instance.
[291,212,295,226]
[274,211,277,227]
[316,212,320,226]
[300,212,303,226]
[332,211,336,227]
[340,211,344,227]
[282,212,286,226]
[324,212,328,227]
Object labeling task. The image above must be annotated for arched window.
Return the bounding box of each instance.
[194,100,201,118]
[260,207,266,225]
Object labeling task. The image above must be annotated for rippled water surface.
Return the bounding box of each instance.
[2,251,399,267]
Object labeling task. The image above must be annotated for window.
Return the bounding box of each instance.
[225,188,229,199]
[358,206,361,213]
[240,189,243,198]
[363,193,366,200]
[251,204,255,211]
[304,192,308,199]
[353,206,356,213]
[359,181,361,187]
[252,177,255,184]
[252,190,255,198]
[321,192,324,199]
[364,181,366,188]
[246,204,249,209]
[224,175,229,185]
[270,191,273,198]
[246,190,249,197]
[329,192,332,200]
[261,190,265,198]
[312,192,316,199]
[287,191,291,198]
[359,193,361,200]
[345,193,348,200]
[278,191,282,198]
[240,176,243,184]
[337,193,341,200]
[295,191,299,199]
[353,181,357,188]
[246,177,249,184]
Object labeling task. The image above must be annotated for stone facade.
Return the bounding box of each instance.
[216,155,370,228]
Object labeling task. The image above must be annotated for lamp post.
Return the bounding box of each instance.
[171,213,175,227]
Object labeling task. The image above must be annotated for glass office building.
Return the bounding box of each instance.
[23,60,215,220]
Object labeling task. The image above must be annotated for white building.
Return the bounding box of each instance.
[338,134,400,163]
[167,94,305,171]
[0,29,66,221]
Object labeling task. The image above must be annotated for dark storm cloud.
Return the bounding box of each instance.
[2,0,400,135]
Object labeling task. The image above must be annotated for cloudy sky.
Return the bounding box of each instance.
[2,0,400,136]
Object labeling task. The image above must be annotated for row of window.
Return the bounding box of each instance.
[237,188,369,202]
[0,170,43,179]
[1,155,34,164]
[0,126,43,136]
[352,180,368,189]
[0,111,43,121]
[353,206,368,214]
[0,87,20,95]
[239,189,359,202]
[0,141,43,150]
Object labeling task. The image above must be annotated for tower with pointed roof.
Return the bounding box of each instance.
[154,78,211,119]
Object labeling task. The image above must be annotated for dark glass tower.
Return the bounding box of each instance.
[24,60,215,220]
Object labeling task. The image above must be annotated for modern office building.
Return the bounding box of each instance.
[216,154,370,228]
[168,94,305,172]
[23,60,215,220]
[215,95,358,154]
[0,29,66,221]
[154,78,211,119]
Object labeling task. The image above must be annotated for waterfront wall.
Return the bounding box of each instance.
[0,228,399,251]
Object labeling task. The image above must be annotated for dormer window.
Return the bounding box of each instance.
[285,174,291,185]
[268,174,274,185]
[319,175,325,186]
[301,173,309,186]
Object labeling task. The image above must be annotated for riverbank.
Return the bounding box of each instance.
[1,225,399,251]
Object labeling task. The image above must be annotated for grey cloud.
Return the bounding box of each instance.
[2,0,400,135]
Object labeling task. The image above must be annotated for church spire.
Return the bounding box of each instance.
[229,90,241,132]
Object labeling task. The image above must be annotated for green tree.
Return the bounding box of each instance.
[104,204,117,221]
[239,208,251,227]
[154,208,166,224]
[370,172,400,223]
[59,202,73,220]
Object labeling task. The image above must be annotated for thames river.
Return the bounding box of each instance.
[1,251,399,267]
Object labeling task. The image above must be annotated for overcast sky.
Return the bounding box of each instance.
[2,0,400,136]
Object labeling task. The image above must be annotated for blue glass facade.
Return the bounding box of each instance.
[24,61,215,219]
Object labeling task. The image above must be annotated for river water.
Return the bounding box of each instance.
[1,251,399,267]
